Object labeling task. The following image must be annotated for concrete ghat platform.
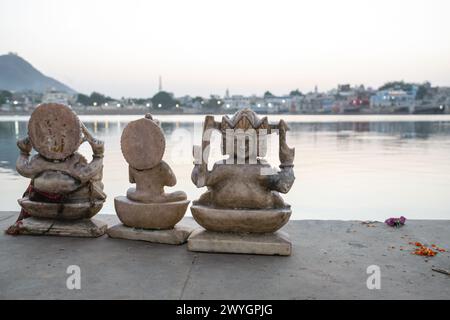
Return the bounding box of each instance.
[0,211,449,299]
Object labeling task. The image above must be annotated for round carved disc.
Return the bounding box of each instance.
[121,117,165,170]
[28,103,81,160]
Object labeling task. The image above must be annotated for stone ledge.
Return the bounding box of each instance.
[187,229,292,256]
[2,212,450,299]
[107,223,195,245]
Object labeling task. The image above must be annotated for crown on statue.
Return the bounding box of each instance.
[221,108,269,132]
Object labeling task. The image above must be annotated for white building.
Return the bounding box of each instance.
[223,95,252,110]
[42,88,74,105]
[370,88,417,112]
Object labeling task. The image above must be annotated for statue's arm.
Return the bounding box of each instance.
[192,162,222,188]
[278,120,295,167]
[15,137,36,178]
[266,119,295,193]
[191,164,205,187]
[161,161,177,187]
[75,137,104,183]
[128,166,135,184]
[76,156,103,183]
[191,144,209,188]
[269,166,295,194]
[191,116,219,188]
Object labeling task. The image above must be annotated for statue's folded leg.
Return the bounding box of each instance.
[164,191,187,202]
[271,191,286,209]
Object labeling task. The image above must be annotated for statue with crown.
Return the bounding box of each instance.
[188,108,295,256]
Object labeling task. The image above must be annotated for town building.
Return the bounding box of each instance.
[42,88,75,105]
[370,87,417,112]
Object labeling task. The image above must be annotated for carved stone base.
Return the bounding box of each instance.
[115,196,189,229]
[187,229,292,256]
[107,223,194,245]
[190,204,291,233]
[18,197,103,220]
[8,217,107,237]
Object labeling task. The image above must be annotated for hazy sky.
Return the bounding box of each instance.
[1,0,450,98]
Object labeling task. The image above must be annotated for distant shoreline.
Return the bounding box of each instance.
[0,108,448,116]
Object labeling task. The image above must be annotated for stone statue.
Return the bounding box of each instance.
[7,103,107,237]
[107,114,193,245]
[188,108,295,255]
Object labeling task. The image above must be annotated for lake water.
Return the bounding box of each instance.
[1,114,450,221]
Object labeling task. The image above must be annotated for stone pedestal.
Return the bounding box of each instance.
[115,196,189,230]
[107,223,194,245]
[187,229,292,256]
[9,217,107,237]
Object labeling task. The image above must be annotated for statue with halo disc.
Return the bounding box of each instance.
[107,114,193,245]
[7,103,107,237]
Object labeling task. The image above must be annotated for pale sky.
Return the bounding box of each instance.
[1,0,450,98]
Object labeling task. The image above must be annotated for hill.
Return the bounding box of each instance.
[0,53,76,93]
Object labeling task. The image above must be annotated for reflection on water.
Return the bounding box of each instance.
[1,115,450,220]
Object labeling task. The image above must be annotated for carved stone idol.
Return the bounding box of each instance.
[107,114,193,245]
[6,103,107,237]
[187,108,295,255]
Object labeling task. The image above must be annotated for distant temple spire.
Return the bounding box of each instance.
[158,75,162,92]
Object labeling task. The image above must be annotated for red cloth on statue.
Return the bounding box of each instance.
[18,183,65,220]
[5,184,66,235]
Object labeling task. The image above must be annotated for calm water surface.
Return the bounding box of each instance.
[1,114,450,220]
